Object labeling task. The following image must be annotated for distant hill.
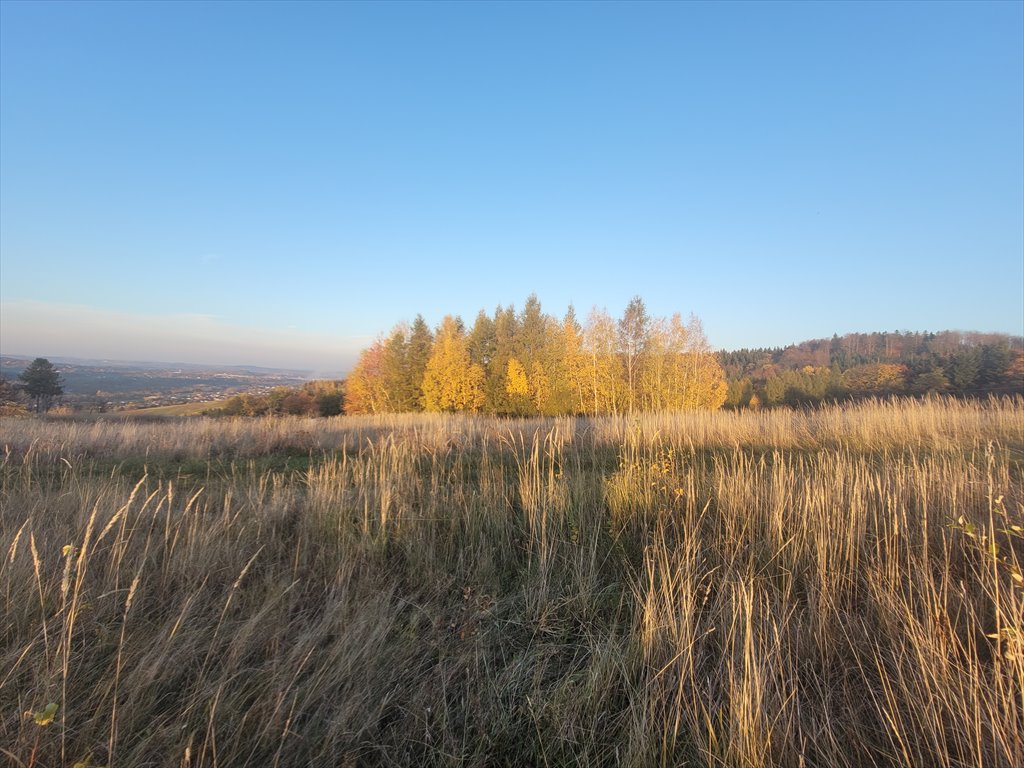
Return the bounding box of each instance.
[719,330,1023,407]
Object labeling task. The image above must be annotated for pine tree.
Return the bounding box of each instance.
[380,325,411,411]
[406,315,434,411]
[467,310,497,372]
[18,358,63,413]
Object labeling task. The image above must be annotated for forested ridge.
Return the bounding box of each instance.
[723,330,1024,407]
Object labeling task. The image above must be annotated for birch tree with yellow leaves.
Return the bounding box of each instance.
[583,307,623,415]
[664,313,728,410]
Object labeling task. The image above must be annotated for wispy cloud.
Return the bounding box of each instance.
[0,300,367,374]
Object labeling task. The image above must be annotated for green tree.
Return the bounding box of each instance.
[18,358,63,413]
[467,310,497,371]
[911,367,950,395]
[977,343,1013,393]
[406,315,434,411]
[946,348,981,393]
[381,325,412,411]
[517,294,548,366]
[725,378,754,409]
[303,380,346,416]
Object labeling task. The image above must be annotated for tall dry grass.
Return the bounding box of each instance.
[1,397,1021,767]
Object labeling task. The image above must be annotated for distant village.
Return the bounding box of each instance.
[0,356,313,412]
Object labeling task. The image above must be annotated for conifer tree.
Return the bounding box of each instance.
[406,315,434,411]
[18,358,63,413]
[468,310,497,372]
[382,325,412,411]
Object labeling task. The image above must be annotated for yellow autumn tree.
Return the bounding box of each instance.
[506,357,529,397]
[638,317,669,410]
[422,316,486,413]
[530,360,551,414]
[344,340,387,414]
[583,307,623,415]
[505,357,531,414]
[561,309,589,414]
[540,308,588,415]
[665,314,728,410]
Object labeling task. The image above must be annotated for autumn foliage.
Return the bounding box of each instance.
[345,296,727,415]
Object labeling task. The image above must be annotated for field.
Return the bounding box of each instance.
[1,398,1022,767]
[114,402,224,417]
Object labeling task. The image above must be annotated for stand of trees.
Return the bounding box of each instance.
[345,295,728,416]
[721,331,1024,408]
[210,380,346,417]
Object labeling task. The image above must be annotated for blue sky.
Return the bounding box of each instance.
[1,0,1021,372]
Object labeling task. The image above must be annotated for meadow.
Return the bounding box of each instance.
[1,397,1022,767]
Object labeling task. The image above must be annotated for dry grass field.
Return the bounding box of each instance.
[1,397,1022,767]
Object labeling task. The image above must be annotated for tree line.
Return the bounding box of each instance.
[5,329,1017,420]
[207,380,345,417]
[344,295,728,415]
[721,331,1024,408]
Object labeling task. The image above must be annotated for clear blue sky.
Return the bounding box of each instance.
[1,0,1021,372]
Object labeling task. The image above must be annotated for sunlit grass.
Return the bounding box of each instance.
[1,396,1021,766]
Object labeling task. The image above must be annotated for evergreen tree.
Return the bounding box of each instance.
[978,343,1013,393]
[946,348,981,393]
[406,315,434,411]
[467,310,497,371]
[382,325,412,411]
[18,358,63,413]
[517,294,548,366]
